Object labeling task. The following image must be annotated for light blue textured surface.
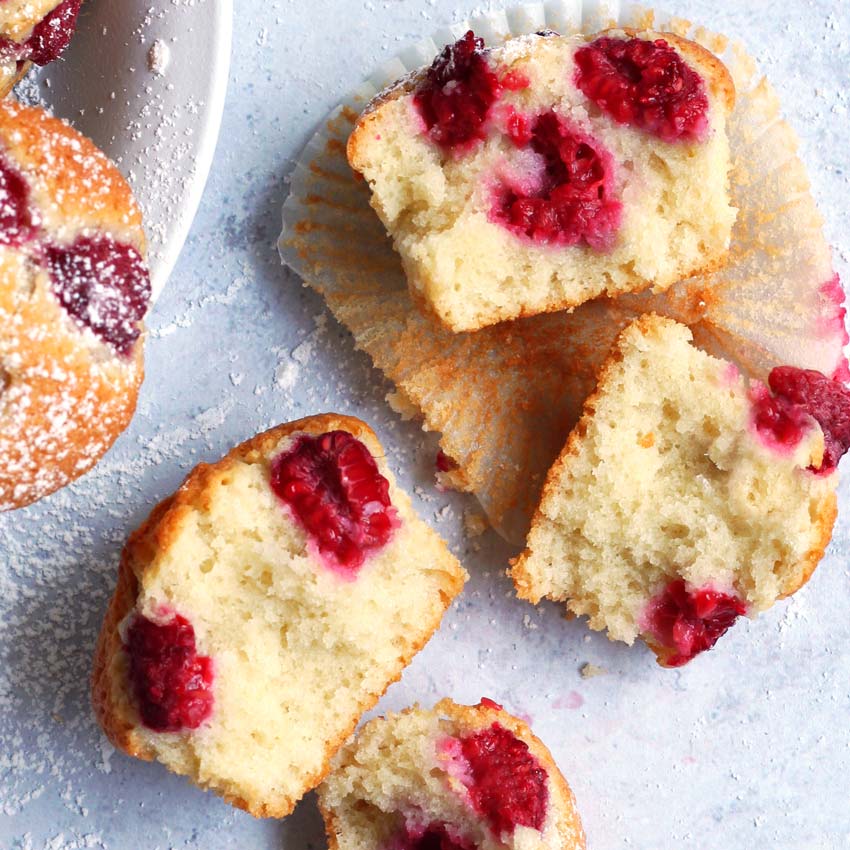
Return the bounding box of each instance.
[1,1,849,848]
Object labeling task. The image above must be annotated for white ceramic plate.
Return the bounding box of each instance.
[18,0,233,300]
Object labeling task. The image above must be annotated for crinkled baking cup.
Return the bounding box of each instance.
[279,1,847,543]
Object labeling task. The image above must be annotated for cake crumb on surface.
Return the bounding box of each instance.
[147,39,170,76]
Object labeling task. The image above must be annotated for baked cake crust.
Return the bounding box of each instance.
[0,62,31,98]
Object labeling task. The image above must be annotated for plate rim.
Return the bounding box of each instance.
[149,0,233,300]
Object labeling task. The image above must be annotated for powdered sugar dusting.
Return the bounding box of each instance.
[4,1,850,849]
[0,100,149,511]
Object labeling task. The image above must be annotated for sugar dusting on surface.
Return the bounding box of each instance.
[2,2,850,849]
[123,6,195,273]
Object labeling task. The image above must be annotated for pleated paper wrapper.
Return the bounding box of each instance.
[279,1,848,544]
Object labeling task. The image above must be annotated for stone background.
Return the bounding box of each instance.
[1,1,848,848]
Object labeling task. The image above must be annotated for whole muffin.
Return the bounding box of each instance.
[0,99,150,511]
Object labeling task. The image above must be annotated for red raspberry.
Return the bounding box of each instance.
[0,154,36,247]
[389,823,474,850]
[46,236,151,357]
[125,613,214,733]
[644,580,747,666]
[26,0,83,65]
[493,110,621,249]
[414,31,502,151]
[574,36,709,142]
[270,431,399,575]
[768,366,850,472]
[459,722,548,837]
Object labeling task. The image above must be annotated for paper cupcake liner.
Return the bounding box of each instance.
[279,2,848,544]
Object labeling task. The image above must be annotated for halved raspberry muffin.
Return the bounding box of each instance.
[0,99,150,510]
[319,698,585,850]
[0,0,83,95]
[348,29,736,332]
[92,414,468,817]
[511,315,845,666]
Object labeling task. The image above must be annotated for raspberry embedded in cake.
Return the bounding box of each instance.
[492,111,621,249]
[318,699,585,850]
[0,0,83,74]
[46,236,152,357]
[348,29,736,332]
[93,416,467,817]
[1,159,151,357]
[0,153,36,247]
[413,30,502,152]
[500,69,531,92]
[574,36,709,142]
[767,367,850,472]
[124,612,214,733]
[749,381,813,457]
[25,0,84,65]
[270,430,399,576]
[458,721,548,836]
[642,580,747,667]
[388,822,474,850]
